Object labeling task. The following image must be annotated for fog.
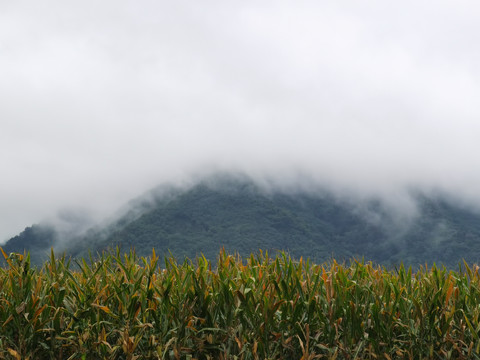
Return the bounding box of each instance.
[2,1,480,241]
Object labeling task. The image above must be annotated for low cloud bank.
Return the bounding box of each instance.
[2,1,480,241]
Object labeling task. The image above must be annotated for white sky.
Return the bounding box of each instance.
[1,1,480,241]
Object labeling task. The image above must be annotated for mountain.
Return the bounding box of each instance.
[3,175,480,267]
[2,224,58,265]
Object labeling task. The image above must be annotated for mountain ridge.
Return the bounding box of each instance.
[3,174,480,267]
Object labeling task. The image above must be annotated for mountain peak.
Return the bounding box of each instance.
[4,174,480,267]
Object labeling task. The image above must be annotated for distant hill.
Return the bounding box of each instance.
[2,224,58,265]
[3,174,480,267]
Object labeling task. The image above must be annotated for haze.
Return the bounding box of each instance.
[2,1,480,241]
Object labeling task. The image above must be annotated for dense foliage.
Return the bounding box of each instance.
[2,248,480,359]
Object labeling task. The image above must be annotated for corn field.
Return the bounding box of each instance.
[1,248,480,359]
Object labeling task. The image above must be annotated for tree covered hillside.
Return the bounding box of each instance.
[2,224,58,265]
[72,181,386,263]
[4,176,480,267]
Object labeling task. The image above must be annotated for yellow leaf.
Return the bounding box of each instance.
[235,336,242,350]
[33,304,47,323]
[3,314,14,326]
[0,247,13,267]
[7,348,21,360]
[91,303,111,314]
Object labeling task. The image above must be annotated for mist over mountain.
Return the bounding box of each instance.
[3,1,480,244]
[4,174,480,268]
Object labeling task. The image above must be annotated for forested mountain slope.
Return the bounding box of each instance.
[4,176,480,267]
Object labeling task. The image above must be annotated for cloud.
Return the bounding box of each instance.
[1,0,480,241]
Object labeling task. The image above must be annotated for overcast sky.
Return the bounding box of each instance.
[1,1,480,241]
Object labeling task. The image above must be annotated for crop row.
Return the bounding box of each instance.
[1,248,480,359]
